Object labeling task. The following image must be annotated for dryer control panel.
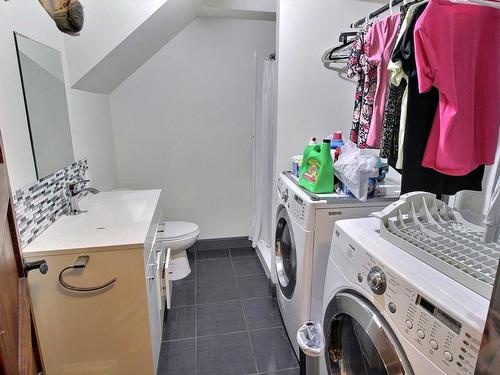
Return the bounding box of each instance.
[289,194,306,223]
[334,230,484,375]
[277,174,311,228]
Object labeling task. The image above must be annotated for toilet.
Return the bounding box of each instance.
[157,221,199,281]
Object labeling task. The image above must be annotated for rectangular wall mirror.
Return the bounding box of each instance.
[14,32,74,180]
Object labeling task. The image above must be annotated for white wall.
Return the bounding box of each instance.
[64,0,168,86]
[67,90,117,191]
[275,0,386,173]
[111,17,276,239]
[0,1,117,192]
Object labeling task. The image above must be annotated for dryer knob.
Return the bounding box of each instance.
[367,266,386,295]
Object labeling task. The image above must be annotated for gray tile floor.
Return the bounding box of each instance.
[158,239,299,375]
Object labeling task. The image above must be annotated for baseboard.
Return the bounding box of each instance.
[191,236,251,251]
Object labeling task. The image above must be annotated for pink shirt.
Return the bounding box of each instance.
[414,0,500,176]
[365,14,401,148]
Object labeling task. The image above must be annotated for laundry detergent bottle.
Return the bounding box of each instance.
[298,139,334,193]
[299,137,317,177]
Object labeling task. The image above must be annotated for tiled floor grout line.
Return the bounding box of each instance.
[193,243,252,251]
[255,366,301,375]
[195,254,258,262]
[230,247,260,375]
[171,294,280,309]
[161,325,287,343]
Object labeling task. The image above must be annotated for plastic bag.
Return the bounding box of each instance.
[296,321,324,357]
[334,141,380,202]
[39,0,84,35]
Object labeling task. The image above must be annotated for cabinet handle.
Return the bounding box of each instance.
[58,256,117,292]
[24,259,48,275]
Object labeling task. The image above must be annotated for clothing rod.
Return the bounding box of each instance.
[351,0,405,28]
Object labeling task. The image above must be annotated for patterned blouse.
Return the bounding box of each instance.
[346,29,366,144]
[346,25,377,148]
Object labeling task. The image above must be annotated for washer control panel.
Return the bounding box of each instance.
[289,194,306,223]
[278,174,309,227]
[334,232,483,375]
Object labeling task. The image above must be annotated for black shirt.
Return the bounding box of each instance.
[396,3,484,196]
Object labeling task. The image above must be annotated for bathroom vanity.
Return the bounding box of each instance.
[23,190,164,375]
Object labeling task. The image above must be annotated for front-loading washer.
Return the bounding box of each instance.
[274,172,400,357]
[321,217,490,375]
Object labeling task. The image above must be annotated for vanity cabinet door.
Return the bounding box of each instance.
[27,248,155,375]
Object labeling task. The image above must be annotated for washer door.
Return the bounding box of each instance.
[275,208,297,299]
[323,292,413,375]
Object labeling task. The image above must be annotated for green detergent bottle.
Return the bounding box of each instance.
[298,139,334,193]
[299,137,317,177]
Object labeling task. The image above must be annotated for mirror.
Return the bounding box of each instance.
[14,32,74,180]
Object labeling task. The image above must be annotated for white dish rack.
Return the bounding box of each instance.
[372,192,500,299]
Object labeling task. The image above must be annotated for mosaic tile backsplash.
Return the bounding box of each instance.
[13,159,88,248]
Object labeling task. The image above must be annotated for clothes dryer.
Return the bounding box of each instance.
[274,172,400,356]
[321,217,490,374]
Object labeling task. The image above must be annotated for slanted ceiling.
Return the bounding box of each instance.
[72,0,201,94]
[70,0,276,94]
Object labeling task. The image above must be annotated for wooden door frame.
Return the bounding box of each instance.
[0,130,44,374]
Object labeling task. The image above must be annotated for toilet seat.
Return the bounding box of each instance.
[159,222,199,241]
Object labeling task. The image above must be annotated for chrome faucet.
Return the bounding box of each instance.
[66,179,99,215]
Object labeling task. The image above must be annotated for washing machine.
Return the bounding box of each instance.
[274,172,400,357]
[321,217,491,375]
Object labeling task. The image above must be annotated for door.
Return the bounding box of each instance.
[0,132,44,374]
[275,207,297,299]
[323,292,413,375]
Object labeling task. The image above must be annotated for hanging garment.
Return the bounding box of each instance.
[395,4,485,195]
[387,0,429,169]
[380,0,427,166]
[250,59,277,249]
[357,56,378,148]
[347,29,368,145]
[379,80,406,167]
[364,14,400,148]
[347,25,376,148]
[414,0,500,176]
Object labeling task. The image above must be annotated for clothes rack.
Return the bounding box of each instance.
[337,0,406,45]
[351,0,405,28]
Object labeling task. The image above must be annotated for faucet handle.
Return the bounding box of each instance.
[67,179,90,195]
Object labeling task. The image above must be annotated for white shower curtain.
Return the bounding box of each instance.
[250,59,277,248]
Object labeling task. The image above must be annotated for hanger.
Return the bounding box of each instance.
[449,0,500,9]
[322,40,353,64]
[389,0,395,15]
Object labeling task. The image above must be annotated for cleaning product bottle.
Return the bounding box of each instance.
[299,139,334,193]
[330,131,344,162]
[330,131,344,150]
[299,137,317,177]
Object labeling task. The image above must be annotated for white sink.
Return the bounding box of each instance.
[23,189,161,256]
